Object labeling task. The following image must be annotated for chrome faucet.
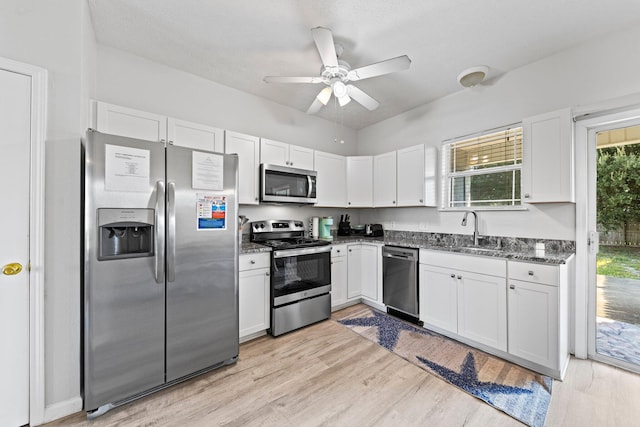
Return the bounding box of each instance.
[461,210,480,246]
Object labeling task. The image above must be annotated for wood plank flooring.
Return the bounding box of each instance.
[46,304,640,427]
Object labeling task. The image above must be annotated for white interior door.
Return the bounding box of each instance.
[0,68,31,426]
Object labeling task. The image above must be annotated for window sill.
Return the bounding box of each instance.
[439,206,529,212]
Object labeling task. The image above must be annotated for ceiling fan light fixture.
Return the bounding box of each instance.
[457,65,489,88]
[332,80,348,98]
[316,87,332,105]
[338,94,351,107]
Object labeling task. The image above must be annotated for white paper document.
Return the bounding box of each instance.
[104,144,150,192]
[192,151,223,190]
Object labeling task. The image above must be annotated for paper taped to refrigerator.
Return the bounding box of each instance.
[104,144,150,192]
[192,151,223,190]
[197,193,227,230]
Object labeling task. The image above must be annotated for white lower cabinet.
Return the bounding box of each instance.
[418,249,570,379]
[419,251,507,351]
[507,260,569,376]
[239,253,270,341]
[419,264,458,333]
[457,271,507,351]
[346,243,382,304]
[331,245,348,309]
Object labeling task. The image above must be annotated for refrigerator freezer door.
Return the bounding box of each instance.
[165,145,239,381]
[83,131,166,411]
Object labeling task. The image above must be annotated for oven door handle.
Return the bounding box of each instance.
[273,245,332,258]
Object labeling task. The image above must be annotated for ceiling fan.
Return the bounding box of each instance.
[264,27,411,114]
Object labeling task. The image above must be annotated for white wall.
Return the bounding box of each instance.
[357,24,640,240]
[0,0,90,416]
[95,46,357,156]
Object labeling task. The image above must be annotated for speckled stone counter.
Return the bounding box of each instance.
[240,241,271,254]
[325,231,574,265]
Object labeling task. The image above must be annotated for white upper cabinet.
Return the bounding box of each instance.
[314,150,347,207]
[167,118,224,153]
[225,131,260,205]
[94,101,167,142]
[397,144,437,207]
[374,151,397,207]
[522,108,574,203]
[346,156,373,207]
[260,138,314,170]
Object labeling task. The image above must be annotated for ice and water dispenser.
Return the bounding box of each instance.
[97,208,155,260]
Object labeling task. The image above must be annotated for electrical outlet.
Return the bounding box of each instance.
[391,221,396,229]
[419,222,427,230]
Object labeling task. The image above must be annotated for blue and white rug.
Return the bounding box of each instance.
[336,306,552,427]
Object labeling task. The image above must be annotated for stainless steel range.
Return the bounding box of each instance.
[250,219,332,336]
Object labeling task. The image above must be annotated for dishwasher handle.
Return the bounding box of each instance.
[382,246,418,262]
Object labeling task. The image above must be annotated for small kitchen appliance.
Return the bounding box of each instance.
[250,220,332,336]
[337,214,351,236]
[319,216,333,239]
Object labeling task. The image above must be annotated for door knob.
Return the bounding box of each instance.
[3,262,23,276]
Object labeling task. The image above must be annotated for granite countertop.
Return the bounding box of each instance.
[240,242,271,254]
[325,235,573,265]
[241,233,574,264]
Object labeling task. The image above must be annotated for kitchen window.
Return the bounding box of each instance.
[442,126,523,208]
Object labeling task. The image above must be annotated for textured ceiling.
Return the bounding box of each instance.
[88,0,640,129]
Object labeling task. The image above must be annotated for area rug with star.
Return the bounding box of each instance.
[335,305,552,427]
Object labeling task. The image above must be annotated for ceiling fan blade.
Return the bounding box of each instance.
[306,98,324,114]
[264,76,323,84]
[311,27,338,68]
[347,55,411,81]
[347,85,380,111]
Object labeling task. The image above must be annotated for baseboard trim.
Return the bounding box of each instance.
[42,396,83,424]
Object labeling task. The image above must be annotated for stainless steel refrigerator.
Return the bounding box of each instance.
[82,130,239,416]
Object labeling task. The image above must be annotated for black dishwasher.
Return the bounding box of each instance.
[382,246,422,325]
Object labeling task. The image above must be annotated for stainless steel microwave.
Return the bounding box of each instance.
[260,164,317,204]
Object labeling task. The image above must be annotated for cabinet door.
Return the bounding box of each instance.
[346,156,373,207]
[347,245,362,299]
[374,151,397,207]
[288,145,314,170]
[360,244,379,301]
[397,144,425,206]
[225,131,260,205]
[94,101,167,142]
[508,279,559,368]
[419,264,458,333]
[331,255,348,308]
[522,108,573,203]
[314,150,347,207]
[239,267,270,339]
[167,118,224,152]
[457,271,507,351]
[260,138,289,167]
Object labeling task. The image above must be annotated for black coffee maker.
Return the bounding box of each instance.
[337,214,351,236]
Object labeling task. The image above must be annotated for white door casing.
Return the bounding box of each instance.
[0,58,47,425]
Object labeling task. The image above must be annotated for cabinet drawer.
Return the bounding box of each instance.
[419,249,506,277]
[332,244,348,258]
[239,253,270,271]
[508,261,558,286]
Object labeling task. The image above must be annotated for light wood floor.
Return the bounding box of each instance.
[46,304,640,427]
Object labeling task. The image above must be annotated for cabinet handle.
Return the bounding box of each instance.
[393,200,396,204]
[349,249,352,252]
[528,270,534,276]
[509,284,515,290]
[457,275,462,280]
[266,272,270,276]
[250,260,256,264]
[450,274,455,278]
[255,197,258,201]
[419,199,423,203]
[337,250,341,253]
[524,193,530,198]
[348,202,351,205]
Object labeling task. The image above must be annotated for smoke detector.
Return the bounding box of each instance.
[457,65,489,88]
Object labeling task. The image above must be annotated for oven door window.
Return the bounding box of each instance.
[272,252,330,298]
[264,170,310,198]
